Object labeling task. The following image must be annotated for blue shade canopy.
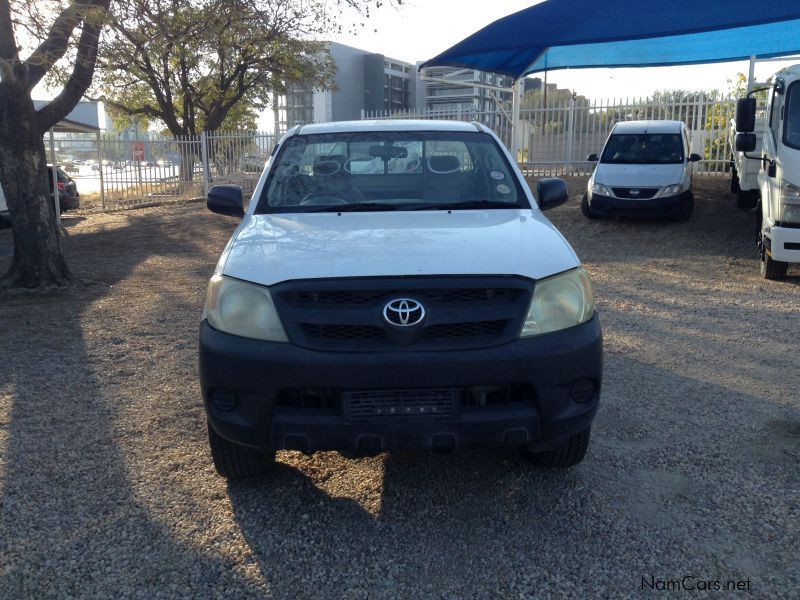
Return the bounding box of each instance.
[421,1,800,79]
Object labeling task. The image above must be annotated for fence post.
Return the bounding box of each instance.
[96,131,106,211]
[200,130,209,199]
[360,108,366,120]
[566,95,575,167]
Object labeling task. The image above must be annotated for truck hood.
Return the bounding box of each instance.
[219,210,580,286]
[595,163,685,188]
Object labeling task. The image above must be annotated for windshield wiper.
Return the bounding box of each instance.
[310,203,399,213]
[400,200,522,211]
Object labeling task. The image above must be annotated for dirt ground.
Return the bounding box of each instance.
[0,177,798,597]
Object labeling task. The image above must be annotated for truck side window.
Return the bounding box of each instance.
[783,83,800,149]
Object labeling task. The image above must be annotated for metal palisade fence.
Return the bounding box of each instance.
[46,130,277,212]
[44,93,737,213]
[362,93,737,176]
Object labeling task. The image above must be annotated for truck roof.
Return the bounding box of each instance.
[295,120,482,135]
[612,120,683,135]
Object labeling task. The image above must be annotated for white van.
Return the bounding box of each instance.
[199,120,603,480]
[583,120,701,221]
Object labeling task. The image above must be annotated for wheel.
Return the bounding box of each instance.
[730,161,740,194]
[736,190,758,211]
[581,193,598,219]
[758,215,788,280]
[670,192,694,222]
[207,422,274,479]
[526,427,591,469]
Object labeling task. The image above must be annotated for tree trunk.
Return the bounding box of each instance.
[0,89,71,288]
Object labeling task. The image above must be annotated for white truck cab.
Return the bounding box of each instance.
[199,120,603,480]
[733,64,800,279]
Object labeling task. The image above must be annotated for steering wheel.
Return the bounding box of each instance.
[300,193,349,206]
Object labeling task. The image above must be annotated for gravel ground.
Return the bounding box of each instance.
[0,178,798,598]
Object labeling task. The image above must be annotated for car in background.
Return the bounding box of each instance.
[582,120,701,221]
[49,165,80,212]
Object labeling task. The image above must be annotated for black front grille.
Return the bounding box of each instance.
[300,324,384,340]
[273,277,533,351]
[287,287,524,306]
[612,187,659,199]
[424,320,506,339]
[343,389,456,423]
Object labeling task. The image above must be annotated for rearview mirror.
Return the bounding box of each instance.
[735,133,757,153]
[736,97,757,133]
[208,185,244,217]
[536,178,569,211]
[689,153,701,162]
[587,153,598,162]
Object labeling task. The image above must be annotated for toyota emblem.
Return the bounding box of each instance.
[383,299,425,327]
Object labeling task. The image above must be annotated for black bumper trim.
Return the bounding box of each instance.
[588,190,691,217]
[199,316,603,453]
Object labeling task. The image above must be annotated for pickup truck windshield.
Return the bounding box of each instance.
[257,131,526,213]
[601,133,684,165]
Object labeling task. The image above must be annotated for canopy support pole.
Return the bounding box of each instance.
[511,79,522,161]
[747,55,757,93]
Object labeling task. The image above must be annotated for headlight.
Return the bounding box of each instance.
[662,182,686,197]
[203,274,289,342]
[590,181,612,196]
[520,268,595,337]
[781,182,800,223]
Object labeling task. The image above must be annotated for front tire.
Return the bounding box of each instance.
[207,422,275,480]
[526,427,591,469]
[758,216,788,280]
[671,192,694,222]
[581,193,598,219]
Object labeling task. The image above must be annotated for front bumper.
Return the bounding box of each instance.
[199,316,603,453]
[766,223,800,263]
[588,190,692,217]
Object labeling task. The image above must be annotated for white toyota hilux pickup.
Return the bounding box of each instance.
[200,120,603,479]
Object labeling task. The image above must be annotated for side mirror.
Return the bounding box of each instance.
[587,153,598,162]
[735,133,757,153]
[736,97,757,133]
[535,178,569,211]
[208,185,244,217]
[688,153,702,163]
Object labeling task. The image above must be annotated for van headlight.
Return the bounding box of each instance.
[520,268,595,337]
[590,181,612,196]
[662,182,688,197]
[203,274,289,342]
[782,181,800,223]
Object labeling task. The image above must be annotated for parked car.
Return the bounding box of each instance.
[582,120,700,221]
[199,120,603,480]
[49,166,80,212]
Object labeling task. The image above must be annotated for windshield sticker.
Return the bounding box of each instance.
[496,184,511,194]
[490,170,505,180]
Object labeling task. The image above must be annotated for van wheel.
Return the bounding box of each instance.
[671,193,694,222]
[736,190,758,210]
[581,194,598,219]
[526,427,591,469]
[207,422,274,480]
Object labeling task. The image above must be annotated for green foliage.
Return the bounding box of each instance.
[95,0,400,137]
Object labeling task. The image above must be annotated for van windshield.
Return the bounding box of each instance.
[600,133,684,165]
[256,131,526,213]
